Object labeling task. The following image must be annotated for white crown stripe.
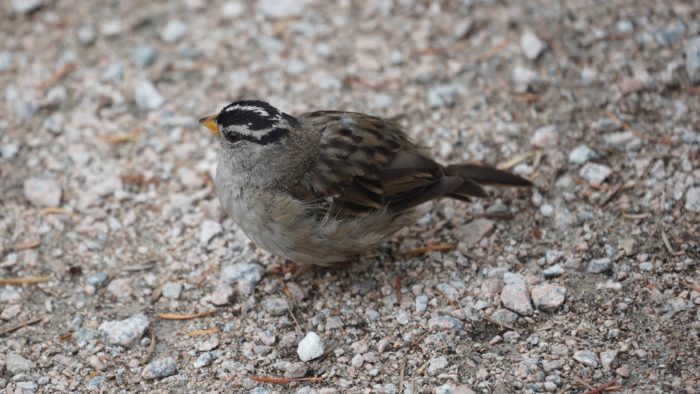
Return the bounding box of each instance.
[224,105,270,118]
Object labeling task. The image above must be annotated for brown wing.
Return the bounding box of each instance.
[296,111,475,216]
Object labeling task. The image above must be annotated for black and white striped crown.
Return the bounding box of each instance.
[217,100,297,145]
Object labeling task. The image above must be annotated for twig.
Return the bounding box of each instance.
[141,328,156,364]
[0,317,42,337]
[39,207,74,216]
[157,309,218,320]
[398,358,406,393]
[498,151,536,170]
[37,61,76,90]
[681,280,700,293]
[98,130,140,144]
[660,227,675,256]
[123,260,157,272]
[13,240,41,251]
[606,111,672,146]
[583,378,619,394]
[482,314,515,331]
[250,376,323,384]
[181,327,220,337]
[395,276,402,304]
[0,276,50,285]
[401,243,455,257]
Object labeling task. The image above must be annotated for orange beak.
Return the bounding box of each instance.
[199,114,220,137]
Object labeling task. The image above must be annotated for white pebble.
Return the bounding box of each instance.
[297,332,324,362]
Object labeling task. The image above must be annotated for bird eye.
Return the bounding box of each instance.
[224,132,242,144]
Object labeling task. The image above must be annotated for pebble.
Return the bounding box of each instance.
[16,381,38,392]
[426,84,464,108]
[428,356,449,375]
[98,314,149,347]
[542,359,565,372]
[579,163,612,185]
[521,30,546,60]
[199,220,222,245]
[530,283,566,312]
[297,332,324,362]
[130,46,158,67]
[194,352,215,368]
[5,352,35,375]
[103,62,123,81]
[1,286,22,303]
[543,264,564,279]
[220,261,264,295]
[134,80,164,110]
[259,330,276,346]
[685,187,700,212]
[1,304,21,320]
[162,282,182,299]
[77,25,96,45]
[264,297,289,316]
[1,142,19,159]
[513,66,541,91]
[23,177,62,207]
[639,262,654,271]
[198,337,219,352]
[285,362,308,378]
[530,125,558,148]
[161,20,188,43]
[687,36,700,84]
[350,354,364,368]
[415,294,428,314]
[141,357,177,379]
[490,308,519,325]
[222,1,245,18]
[436,384,455,394]
[0,51,11,72]
[257,0,309,19]
[460,219,495,246]
[573,350,599,368]
[600,350,618,370]
[587,258,611,274]
[210,283,235,305]
[500,273,533,316]
[12,0,44,13]
[568,145,597,164]
[250,388,270,394]
[428,316,464,331]
[539,204,554,217]
[86,272,109,288]
[177,167,204,189]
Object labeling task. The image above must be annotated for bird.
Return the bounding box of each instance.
[199,100,532,267]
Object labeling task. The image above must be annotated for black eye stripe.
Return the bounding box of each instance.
[224,127,289,145]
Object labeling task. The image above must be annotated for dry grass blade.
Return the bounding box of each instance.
[498,151,536,170]
[158,309,218,320]
[0,317,43,337]
[395,275,402,304]
[37,61,76,90]
[0,276,50,285]
[98,130,141,144]
[401,243,455,257]
[250,376,324,384]
[39,207,74,216]
[141,328,156,364]
[660,227,675,255]
[13,240,41,250]
[583,378,619,394]
[181,327,220,337]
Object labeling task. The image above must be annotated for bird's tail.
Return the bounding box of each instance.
[445,164,532,201]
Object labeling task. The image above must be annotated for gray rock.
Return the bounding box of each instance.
[436,384,455,394]
[23,177,62,207]
[655,24,685,47]
[351,353,364,368]
[77,25,96,45]
[86,272,109,287]
[521,30,546,60]
[587,258,611,274]
[500,273,533,316]
[426,84,464,108]
[1,286,22,303]
[573,350,599,368]
[160,20,188,43]
[199,220,222,245]
[222,1,245,18]
[513,66,541,91]
[428,316,464,331]
[250,388,270,394]
[600,350,618,370]
[284,362,308,378]
[197,337,219,352]
[530,125,558,148]
[130,46,158,67]
[415,294,428,314]
[264,297,289,316]
[490,308,519,326]
[687,36,700,84]
[685,187,700,212]
[87,375,104,389]
[543,264,564,279]
[568,145,597,164]
[460,219,495,247]
[1,304,21,320]
[1,142,19,159]
[194,352,215,368]
[12,0,44,14]
[16,381,38,392]
[428,356,449,375]
[297,332,324,362]
[74,327,99,347]
[259,330,276,346]
[0,51,12,72]
[103,63,123,81]
[210,283,235,305]
[579,163,612,185]
[5,352,35,375]
[98,314,149,347]
[531,283,566,312]
[257,0,309,19]
[220,262,264,295]
[134,80,164,110]
[542,359,565,372]
[141,357,177,379]
[162,282,182,299]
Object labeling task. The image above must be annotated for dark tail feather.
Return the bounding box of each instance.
[446,164,533,187]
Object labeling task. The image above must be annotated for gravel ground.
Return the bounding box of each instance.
[1,0,699,393]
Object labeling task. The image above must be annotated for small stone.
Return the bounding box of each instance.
[543,264,564,278]
[568,145,597,164]
[428,316,464,331]
[426,84,464,108]
[297,332,324,362]
[513,66,541,91]
[490,308,519,326]
[350,340,369,354]
[198,337,219,352]
[77,25,96,45]
[1,142,19,159]
[542,359,565,372]
[194,352,215,368]
[130,46,158,67]
[325,316,344,330]
[587,258,611,274]
[103,63,123,81]
[5,352,35,374]
[415,294,428,314]
[540,204,554,217]
[685,187,700,212]
[285,362,308,378]
[428,356,449,375]
[639,262,653,271]
[16,381,38,392]
[257,0,309,19]
[220,262,264,296]
[1,286,22,303]
[264,297,289,316]
[460,219,495,246]
[162,282,182,299]
[500,273,533,316]
[600,350,618,370]
[177,167,204,189]
[200,220,222,245]
[544,382,557,391]
[161,20,188,43]
[106,278,133,298]
[436,384,455,394]
[521,29,546,60]
[579,163,612,185]
[687,36,700,84]
[531,283,566,312]
[573,350,599,368]
[87,375,104,389]
[86,272,109,288]
[141,357,177,379]
[259,330,276,346]
[210,283,235,305]
[134,80,164,110]
[12,0,44,14]
[616,365,630,378]
[350,354,364,368]
[23,177,62,207]
[222,1,245,18]
[503,331,520,343]
[1,304,21,320]
[530,125,558,148]
[250,388,270,394]
[98,314,149,347]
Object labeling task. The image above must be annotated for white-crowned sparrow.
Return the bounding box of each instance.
[199,100,532,266]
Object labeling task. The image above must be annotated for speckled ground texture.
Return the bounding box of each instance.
[1,0,699,393]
